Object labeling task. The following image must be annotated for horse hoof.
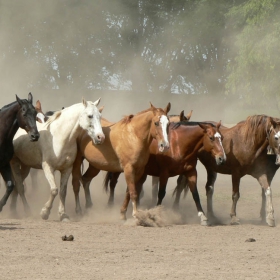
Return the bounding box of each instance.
[201,220,208,226]
[60,214,70,222]
[62,235,74,241]
[120,213,127,220]
[266,218,275,227]
[40,209,50,220]
[230,217,240,225]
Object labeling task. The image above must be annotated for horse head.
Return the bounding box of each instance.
[150,102,171,152]
[198,121,226,165]
[268,117,280,165]
[80,97,105,145]
[16,93,40,142]
[35,100,47,123]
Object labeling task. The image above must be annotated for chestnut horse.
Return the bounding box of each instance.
[90,120,226,225]
[71,102,171,220]
[172,115,280,227]
[72,110,193,215]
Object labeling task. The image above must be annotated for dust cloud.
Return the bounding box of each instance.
[1,2,280,226]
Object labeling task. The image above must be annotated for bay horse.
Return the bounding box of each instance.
[71,102,171,220]
[9,98,105,221]
[0,93,40,212]
[72,110,193,215]
[172,115,280,227]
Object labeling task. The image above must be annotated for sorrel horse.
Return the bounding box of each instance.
[9,98,105,221]
[103,120,226,225]
[72,110,192,215]
[172,115,280,227]
[0,93,39,212]
[71,102,171,220]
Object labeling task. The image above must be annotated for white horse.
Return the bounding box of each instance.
[10,98,105,221]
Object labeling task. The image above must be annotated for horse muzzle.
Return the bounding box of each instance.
[215,154,226,165]
[93,133,105,145]
[158,141,169,153]
[29,131,40,142]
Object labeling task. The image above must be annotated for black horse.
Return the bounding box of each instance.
[0,93,40,212]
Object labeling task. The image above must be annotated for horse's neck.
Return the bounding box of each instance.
[48,107,81,143]
[130,111,154,145]
[0,103,20,141]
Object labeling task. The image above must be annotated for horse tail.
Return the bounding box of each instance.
[103,171,112,193]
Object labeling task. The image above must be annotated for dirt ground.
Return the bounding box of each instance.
[0,162,280,280]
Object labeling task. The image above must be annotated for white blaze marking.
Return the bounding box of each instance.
[160,115,169,146]
[214,132,226,160]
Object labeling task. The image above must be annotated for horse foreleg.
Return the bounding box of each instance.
[40,163,57,220]
[58,168,72,222]
[172,174,188,210]
[151,176,159,205]
[0,164,15,212]
[230,175,241,225]
[205,169,217,221]
[82,165,100,210]
[258,174,275,227]
[107,172,121,207]
[186,169,208,226]
[72,154,84,216]
[260,188,266,222]
[121,166,138,219]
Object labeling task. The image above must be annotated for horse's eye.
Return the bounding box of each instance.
[88,115,93,119]
[210,136,214,141]
[154,121,159,126]
[275,136,279,140]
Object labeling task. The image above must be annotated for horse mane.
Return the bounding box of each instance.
[1,99,30,111]
[45,110,62,128]
[243,115,271,144]
[121,107,153,124]
[171,121,215,130]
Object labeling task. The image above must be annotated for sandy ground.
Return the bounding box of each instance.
[0,162,280,280]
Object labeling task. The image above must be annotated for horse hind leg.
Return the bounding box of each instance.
[151,176,159,206]
[107,172,121,207]
[172,174,188,210]
[0,164,16,213]
[82,165,100,210]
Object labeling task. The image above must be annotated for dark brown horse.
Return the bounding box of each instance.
[71,103,171,220]
[88,120,226,225]
[0,93,39,212]
[173,115,280,227]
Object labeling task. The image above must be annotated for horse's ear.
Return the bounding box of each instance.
[164,102,171,114]
[270,117,278,128]
[216,120,222,130]
[186,110,193,121]
[93,98,101,107]
[99,106,104,113]
[35,100,42,111]
[198,122,208,132]
[16,95,23,106]
[150,102,156,111]
[82,97,87,107]
[179,110,185,121]
[28,92,33,104]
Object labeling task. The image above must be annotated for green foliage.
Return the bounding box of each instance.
[226,0,280,110]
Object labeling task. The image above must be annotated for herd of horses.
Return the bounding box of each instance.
[0,93,280,227]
